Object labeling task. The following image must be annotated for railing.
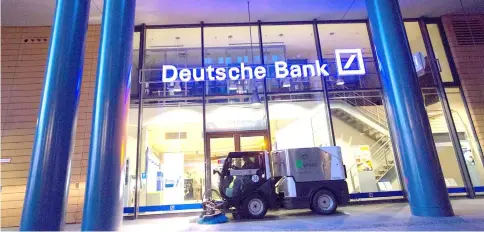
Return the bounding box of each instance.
[372,139,391,160]
[346,163,360,193]
[370,136,387,150]
[372,140,393,172]
[331,87,387,126]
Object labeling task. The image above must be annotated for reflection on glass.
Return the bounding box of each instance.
[139,101,205,209]
[328,90,401,194]
[204,26,263,96]
[445,88,484,187]
[427,24,454,83]
[404,22,435,86]
[318,23,380,90]
[261,25,322,92]
[268,92,331,150]
[422,88,465,189]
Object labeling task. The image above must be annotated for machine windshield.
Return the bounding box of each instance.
[221,156,262,198]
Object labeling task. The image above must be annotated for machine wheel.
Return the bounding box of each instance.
[241,194,268,219]
[311,189,337,215]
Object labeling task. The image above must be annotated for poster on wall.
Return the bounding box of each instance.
[163,153,185,205]
[353,145,378,192]
[146,149,162,193]
[461,141,481,186]
[184,179,194,200]
[354,145,373,172]
[156,171,163,192]
[461,142,475,166]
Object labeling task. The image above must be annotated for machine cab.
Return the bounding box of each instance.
[216,151,269,201]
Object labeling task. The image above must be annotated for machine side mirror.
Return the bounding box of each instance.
[213,169,221,176]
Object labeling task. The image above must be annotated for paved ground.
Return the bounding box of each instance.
[7,198,484,231]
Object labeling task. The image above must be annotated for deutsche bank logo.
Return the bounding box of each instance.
[335,49,366,76]
[160,49,368,83]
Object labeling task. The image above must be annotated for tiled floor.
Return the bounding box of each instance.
[7,198,484,231]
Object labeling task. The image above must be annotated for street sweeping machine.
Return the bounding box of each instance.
[211,146,349,219]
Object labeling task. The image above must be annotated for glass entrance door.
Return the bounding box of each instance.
[208,136,236,195]
[206,131,268,198]
[240,135,266,151]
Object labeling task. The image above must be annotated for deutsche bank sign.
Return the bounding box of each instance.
[161,49,366,83]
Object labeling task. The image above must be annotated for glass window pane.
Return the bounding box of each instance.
[144,28,203,97]
[139,100,205,209]
[404,22,435,87]
[241,136,266,151]
[205,95,267,132]
[261,24,322,92]
[204,26,262,96]
[210,136,235,197]
[125,108,139,210]
[423,88,465,190]
[427,24,454,83]
[318,23,380,90]
[445,88,484,188]
[268,92,331,150]
[124,33,141,211]
[405,22,427,56]
[328,90,402,194]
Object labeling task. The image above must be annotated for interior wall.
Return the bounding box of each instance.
[332,117,385,193]
[333,118,383,169]
[437,146,465,186]
[405,22,428,56]
[271,102,331,150]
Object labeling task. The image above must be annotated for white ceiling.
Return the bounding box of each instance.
[2,0,484,27]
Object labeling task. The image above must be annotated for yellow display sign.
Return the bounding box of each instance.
[355,145,373,172]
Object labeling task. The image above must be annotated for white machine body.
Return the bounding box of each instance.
[271,146,346,197]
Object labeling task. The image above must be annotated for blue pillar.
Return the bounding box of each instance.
[366,0,453,217]
[20,0,90,230]
[81,0,136,230]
